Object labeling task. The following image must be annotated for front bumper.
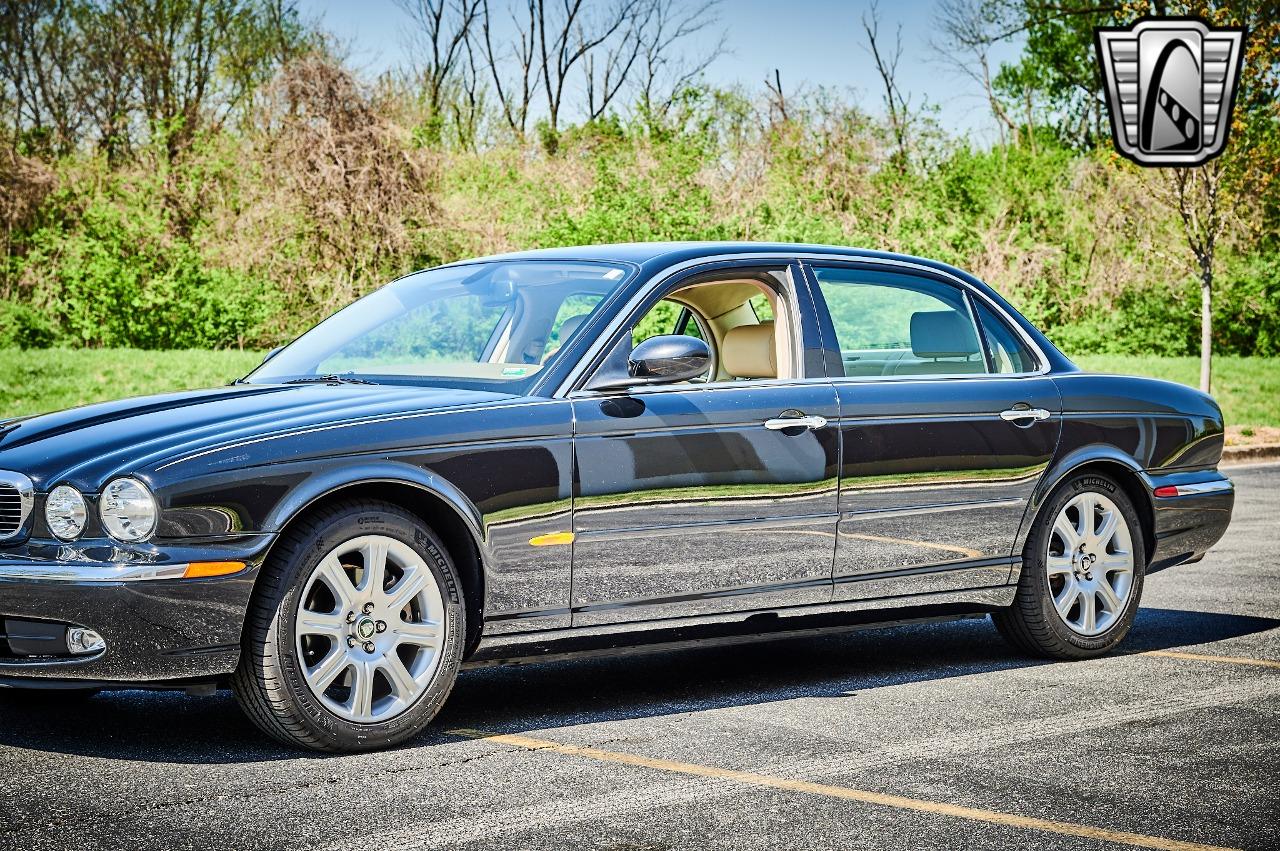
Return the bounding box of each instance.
[0,535,272,684]
[1143,471,1234,572]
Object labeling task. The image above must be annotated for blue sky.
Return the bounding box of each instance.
[306,0,1025,139]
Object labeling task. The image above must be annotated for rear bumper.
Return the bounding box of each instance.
[1143,471,1234,572]
[0,535,271,684]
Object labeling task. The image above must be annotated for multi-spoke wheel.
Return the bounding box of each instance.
[1044,491,1135,637]
[295,535,446,723]
[233,500,465,752]
[994,473,1146,659]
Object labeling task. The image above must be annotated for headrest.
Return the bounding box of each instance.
[910,311,979,359]
[557,313,589,343]
[722,322,776,379]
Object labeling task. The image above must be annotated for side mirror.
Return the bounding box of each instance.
[587,334,710,392]
[262,346,284,364]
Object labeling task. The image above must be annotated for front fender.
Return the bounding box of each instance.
[258,459,485,544]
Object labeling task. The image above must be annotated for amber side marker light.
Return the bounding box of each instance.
[183,561,245,579]
[528,532,575,547]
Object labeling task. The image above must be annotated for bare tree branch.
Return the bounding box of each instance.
[585,0,648,120]
[764,67,787,125]
[633,0,723,117]
[932,0,1019,142]
[860,0,911,171]
[536,0,639,135]
[479,0,539,136]
[394,0,483,122]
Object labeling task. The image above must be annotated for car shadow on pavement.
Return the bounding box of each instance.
[0,606,1275,765]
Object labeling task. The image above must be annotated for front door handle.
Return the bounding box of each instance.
[764,415,828,431]
[999,407,1051,423]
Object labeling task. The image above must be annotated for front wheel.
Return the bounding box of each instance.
[994,473,1146,659]
[232,500,466,752]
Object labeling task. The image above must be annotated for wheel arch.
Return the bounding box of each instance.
[1017,447,1155,568]
[256,462,488,657]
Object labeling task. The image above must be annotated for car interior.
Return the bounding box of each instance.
[834,309,986,377]
[622,269,796,384]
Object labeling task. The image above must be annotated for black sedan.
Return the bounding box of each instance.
[0,243,1234,752]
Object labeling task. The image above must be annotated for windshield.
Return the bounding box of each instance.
[248,260,633,392]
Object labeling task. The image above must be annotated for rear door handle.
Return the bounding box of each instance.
[999,407,1051,423]
[764,415,828,431]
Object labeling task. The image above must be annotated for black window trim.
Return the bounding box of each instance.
[566,260,808,397]
[553,252,1050,398]
[970,294,1038,377]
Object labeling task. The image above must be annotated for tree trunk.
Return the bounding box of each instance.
[1199,268,1212,394]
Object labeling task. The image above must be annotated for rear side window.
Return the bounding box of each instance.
[811,267,985,378]
[974,300,1038,374]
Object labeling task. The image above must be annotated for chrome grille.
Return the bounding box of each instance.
[0,472,34,541]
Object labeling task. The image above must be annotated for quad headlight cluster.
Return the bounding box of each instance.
[44,477,157,542]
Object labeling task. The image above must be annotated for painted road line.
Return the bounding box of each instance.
[1144,649,1280,670]
[449,728,1239,851]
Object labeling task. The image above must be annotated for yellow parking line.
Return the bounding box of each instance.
[449,729,1237,851]
[841,531,984,559]
[1143,650,1280,670]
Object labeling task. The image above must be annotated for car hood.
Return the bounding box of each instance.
[0,382,512,490]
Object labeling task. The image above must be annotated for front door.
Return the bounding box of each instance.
[569,262,840,626]
[804,261,1062,601]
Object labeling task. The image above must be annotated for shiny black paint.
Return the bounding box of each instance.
[828,377,1062,594]
[0,243,1234,686]
[571,381,841,624]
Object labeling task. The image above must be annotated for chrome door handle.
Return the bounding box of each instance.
[999,407,1051,422]
[764,415,828,431]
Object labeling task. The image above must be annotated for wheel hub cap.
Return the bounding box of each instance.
[294,534,446,724]
[1046,491,1135,637]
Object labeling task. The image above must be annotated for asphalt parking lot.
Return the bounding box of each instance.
[1,464,1277,851]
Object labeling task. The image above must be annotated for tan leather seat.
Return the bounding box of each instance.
[722,322,776,379]
[542,313,589,362]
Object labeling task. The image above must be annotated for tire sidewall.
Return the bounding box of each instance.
[1025,473,1146,655]
[267,505,465,751]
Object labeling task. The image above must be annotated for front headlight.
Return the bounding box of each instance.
[99,477,157,542]
[45,485,87,540]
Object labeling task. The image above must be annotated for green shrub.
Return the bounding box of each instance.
[0,301,58,348]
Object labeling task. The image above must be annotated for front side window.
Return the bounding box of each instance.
[811,267,985,378]
[249,261,631,392]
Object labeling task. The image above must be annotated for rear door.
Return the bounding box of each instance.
[803,261,1061,601]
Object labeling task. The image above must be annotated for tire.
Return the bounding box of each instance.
[994,472,1146,660]
[232,499,466,752]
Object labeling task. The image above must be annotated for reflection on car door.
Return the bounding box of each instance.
[572,383,839,626]
[804,262,1062,601]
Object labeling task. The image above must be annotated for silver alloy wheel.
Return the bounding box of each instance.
[1046,491,1135,637]
[294,535,445,723]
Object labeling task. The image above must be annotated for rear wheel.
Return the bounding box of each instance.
[232,500,465,752]
[995,472,1146,659]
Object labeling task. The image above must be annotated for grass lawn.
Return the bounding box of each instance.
[1,349,1277,430]
[0,348,263,420]
[1072,355,1280,429]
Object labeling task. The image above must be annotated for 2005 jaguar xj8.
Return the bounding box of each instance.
[0,243,1234,751]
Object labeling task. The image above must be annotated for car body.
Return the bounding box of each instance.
[0,243,1234,748]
